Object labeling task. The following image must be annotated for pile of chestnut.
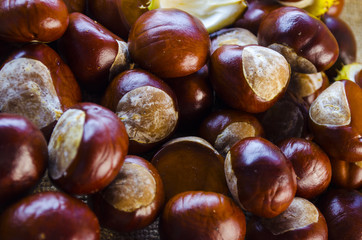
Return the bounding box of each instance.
[0,0,361,239]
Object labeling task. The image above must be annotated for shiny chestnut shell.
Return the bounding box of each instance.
[159,191,246,240]
[0,191,100,240]
[330,157,362,189]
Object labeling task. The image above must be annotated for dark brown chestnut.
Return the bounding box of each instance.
[0,0,69,43]
[159,191,246,240]
[210,44,290,113]
[91,155,164,232]
[330,157,362,189]
[0,191,100,240]
[48,103,129,195]
[0,113,47,207]
[225,137,297,218]
[279,138,332,199]
[128,8,210,78]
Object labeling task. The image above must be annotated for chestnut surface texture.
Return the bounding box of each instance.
[330,157,362,189]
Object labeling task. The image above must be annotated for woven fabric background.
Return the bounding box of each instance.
[32,1,361,240]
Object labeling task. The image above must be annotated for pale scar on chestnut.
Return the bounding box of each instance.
[224,152,244,209]
[48,109,85,180]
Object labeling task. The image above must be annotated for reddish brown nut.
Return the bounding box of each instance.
[58,12,129,92]
[159,191,246,240]
[0,191,100,240]
[63,0,86,13]
[246,197,328,240]
[48,103,129,195]
[128,8,210,78]
[0,113,47,207]
[199,109,264,156]
[152,136,228,201]
[330,157,362,189]
[0,0,69,43]
[317,189,362,240]
[102,69,179,154]
[309,80,362,162]
[0,43,82,138]
[279,138,332,199]
[210,44,290,113]
[225,137,297,218]
[258,7,339,73]
[91,155,164,232]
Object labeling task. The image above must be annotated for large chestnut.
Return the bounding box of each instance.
[279,138,332,199]
[128,8,210,78]
[48,103,129,195]
[159,191,246,240]
[309,80,362,162]
[0,113,47,207]
[0,0,69,43]
[102,69,179,154]
[225,137,297,218]
[210,44,290,113]
[91,155,164,233]
[0,191,100,240]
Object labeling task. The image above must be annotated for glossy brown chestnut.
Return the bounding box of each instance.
[128,8,210,78]
[102,69,179,154]
[246,197,328,240]
[279,138,332,199]
[159,191,246,240]
[48,103,129,195]
[151,136,228,201]
[0,43,82,137]
[225,137,297,218]
[258,7,339,73]
[0,113,47,207]
[58,12,129,92]
[330,157,362,189]
[0,191,100,240]
[199,109,264,156]
[210,44,290,113]
[309,80,362,162]
[317,189,362,240]
[0,0,69,43]
[91,155,164,232]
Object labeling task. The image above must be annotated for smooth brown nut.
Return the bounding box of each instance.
[102,69,179,154]
[0,0,69,43]
[152,136,228,201]
[0,113,47,207]
[258,7,339,73]
[0,191,100,240]
[225,137,297,218]
[159,191,246,240]
[210,44,290,113]
[309,80,362,162]
[279,138,332,199]
[128,8,210,78]
[91,155,164,232]
[330,157,362,189]
[48,103,129,195]
[246,197,328,240]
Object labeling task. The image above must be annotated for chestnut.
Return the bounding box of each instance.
[128,8,210,78]
[279,138,332,199]
[199,109,264,156]
[330,157,362,189]
[225,137,297,218]
[0,43,82,138]
[246,197,328,240]
[317,189,362,240]
[258,7,339,73]
[0,0,69,43]
[309,80,362,162]
[151,136,228,201]
[0,191,100,240]
[58,12,130,92]
[210,44,290,113]
[102,69,179,154]
[159,191,246,240]
[0,113,47,207]
[48,103,129,195]
[91,155,164,232]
